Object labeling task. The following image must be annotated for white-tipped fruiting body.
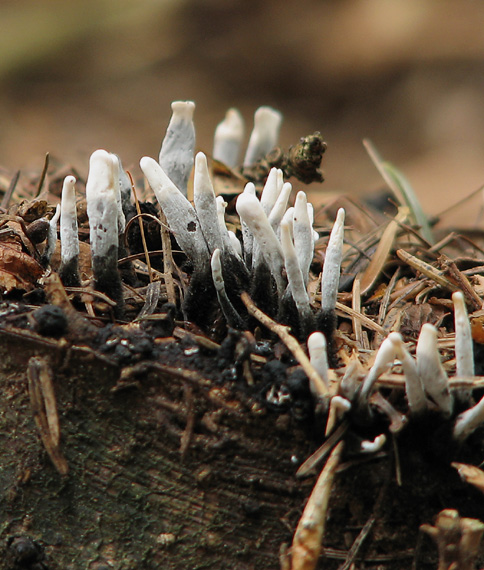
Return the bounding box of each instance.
[243,106,282,167]
[453,394,484,441]
[228,231,243,258]
[86,149,119,259]
[240,183,256,266]
[416,323,453,416]
[453,291,474,377]
[390,332,427,415]
[321,208,345,312]
[236,191,286,294]
[43,204,60,264]
[159,100,196,196]
[110,154,126,235]
[281,218,312,317]
[359,334,397,402]
[213,108,244,168]
[269,181,292,231]
[293,191,313,286]
[307,332,330,389]
[211,248,224,293]
[215,196,239,256]
[193,152,224,255]
[115,154,133,215]
[361,434,386,453]
[140,156,209,265]
[60,175,79,264]
[281,207,295,238]
[260,168,283,216]
[211,248,244,329]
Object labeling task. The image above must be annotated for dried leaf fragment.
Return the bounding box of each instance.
[0,239,43,292]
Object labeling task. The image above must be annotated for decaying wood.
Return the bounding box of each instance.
[289,441,344,570]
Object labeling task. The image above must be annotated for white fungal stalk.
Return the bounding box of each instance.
[307,332,330,390]
[361,434,386,453]
[240,183,256,265]
[86,149,119,260]
[193,152,224,255]
[60,175,79,266]
[159,100,196,196]
[140,156,209,267]
[453,291,474,377]
[211,248,244,329]
[293,191,313,286]
[213,108,244,168]
[325,395,351,436]
[390,332,427,415]
[110,154,126,235]
[416,323,453,416]
[321,208,345,312]
[236,191,286,294]
[42,204,60,266]
[260,167,283,216]
[359,334,398,403]
[243,106,282,167]
[215,196,240,257]
[268,181,292,231]
[280,218,313,328]
[115,154,133,218]
[453,394,484,441]
[228,231,243,258]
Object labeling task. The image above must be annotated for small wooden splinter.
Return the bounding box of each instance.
[28,357,68,476]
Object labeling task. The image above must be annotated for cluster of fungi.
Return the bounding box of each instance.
[2,100,484,569]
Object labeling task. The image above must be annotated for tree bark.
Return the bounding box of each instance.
[0,327,314,570]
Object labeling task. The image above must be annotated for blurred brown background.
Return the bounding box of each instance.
[1,0,484,225]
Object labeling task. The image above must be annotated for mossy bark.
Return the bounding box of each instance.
[0,328,314,570]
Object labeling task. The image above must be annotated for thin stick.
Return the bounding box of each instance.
[396,249,458,291]
[296,421,348,478]
[35,152,50,198]
[351,278,363,348]
[159,210,177,305]
[128,171,153,283]
[335,301,385,335]
[27,356,68,475]
[1,169,20,209]
[290,441,344,570]
[240,292,329,397]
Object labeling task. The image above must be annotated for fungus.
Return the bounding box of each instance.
[358,333,398,406]
[319,208,345,362]
[293,191,313,286]
[212,108,244,168]
[280,217,314,337]
[416,323,453,416]
[140,156,209,268]
[41,204,60,268]
[390,332,427,415]
[307,332,330,391]
[158,100,196,197]
[453,393,484,442]
[211,248,245,330]
[243,106,282,167]
[193,152,224,255]
[236,190,286,296]
[240,183,256,267]
[260,167,283,216]
[86,149,124,314]
[360,434,386,453]
[268,181,292,232]
[59,175,80,287]
[453,291,474,401]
